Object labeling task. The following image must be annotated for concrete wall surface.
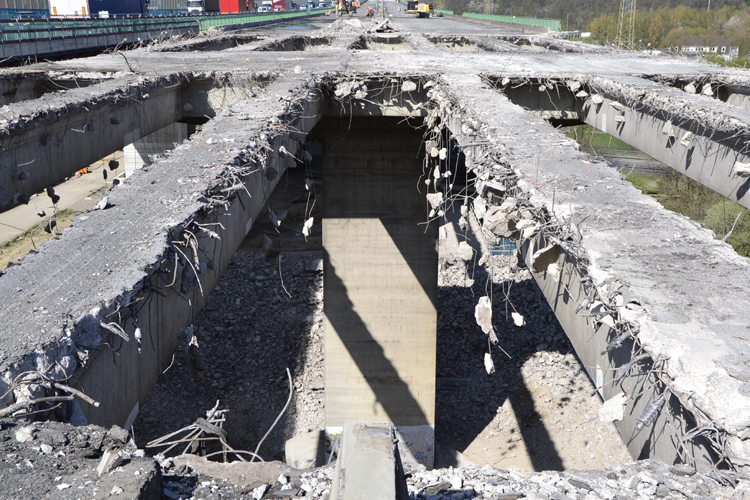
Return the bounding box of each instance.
[0,76,319,429]
[496,75,750,212]
[318,116,438,468]
[443,72,750,472]
[0,74,180,210]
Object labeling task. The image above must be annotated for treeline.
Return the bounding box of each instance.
[588,6,750,54]
[441,0,749,47]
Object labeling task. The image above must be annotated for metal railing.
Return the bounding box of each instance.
[462,12,561,32]
[0,9,327,44]
[197,9,326,30]
[0,17,197,42]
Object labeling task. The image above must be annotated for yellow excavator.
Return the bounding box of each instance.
[405,0,433,17]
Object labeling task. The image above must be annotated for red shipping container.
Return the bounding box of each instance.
[219,0,249,11]
[220,0,236,12]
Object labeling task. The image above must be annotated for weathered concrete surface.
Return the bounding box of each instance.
[0,75,320,427]
[0,70,266,210]
[319,116,438,468]
[493,74,750,211]
[439,71,750,472]
[2,6,750,474]
[330,421,409,500]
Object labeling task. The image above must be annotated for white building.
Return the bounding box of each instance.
[677,35,739,59]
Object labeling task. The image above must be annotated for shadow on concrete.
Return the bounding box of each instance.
[315,116,438,309]
[314,116,437,428]
[133,165,327,462]
[324,247,430,426]
[434,269,565,471]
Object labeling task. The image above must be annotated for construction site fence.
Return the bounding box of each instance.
[0,9,326,42]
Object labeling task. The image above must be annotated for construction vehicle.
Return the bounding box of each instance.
[335,0,350,16]
[405,0,432,18]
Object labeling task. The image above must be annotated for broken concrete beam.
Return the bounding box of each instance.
[0,77,321,429]
[442,72,750,473]
[330,421,409,500]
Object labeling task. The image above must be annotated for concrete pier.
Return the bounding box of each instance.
[318,117,438,468]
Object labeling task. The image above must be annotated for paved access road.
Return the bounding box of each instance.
[297,0,528,34]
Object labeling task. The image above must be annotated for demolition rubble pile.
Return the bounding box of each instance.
[0,417,737,499]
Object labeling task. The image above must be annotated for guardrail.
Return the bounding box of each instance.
[0,16,196,42]
[0,10,326,63]
[393,1,557,30]
[197,8,326,30]
[461,12,560,31]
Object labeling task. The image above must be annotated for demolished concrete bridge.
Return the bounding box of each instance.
[2,7,750,482]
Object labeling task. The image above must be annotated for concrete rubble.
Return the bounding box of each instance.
[0,416,738,499]
[0,8,750,496]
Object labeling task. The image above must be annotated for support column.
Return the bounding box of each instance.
[319,117,438,468]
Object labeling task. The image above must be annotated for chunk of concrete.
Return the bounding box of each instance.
[457,241,474,261]
[475,296,493,334]
[734,161,750,178]
[285,430,325,469]
[15,426,35,443]
[426,192,443,209]
[599,392,626,423]
[330,421,409,500]
[97,449,125,476]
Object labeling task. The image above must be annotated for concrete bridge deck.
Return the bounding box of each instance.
[2,4,750,478]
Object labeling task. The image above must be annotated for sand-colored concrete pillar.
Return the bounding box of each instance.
[316,117,438,467]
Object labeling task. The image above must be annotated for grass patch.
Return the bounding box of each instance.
[0,209,77,270]
[623,170,750,257]
[703,54,750,69]
[564,124,631,149]
[626,173,661,195]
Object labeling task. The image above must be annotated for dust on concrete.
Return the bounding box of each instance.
[132,163,631,472]
[436,231,632,471]
[0,419,161,500]
[134,166,325,462]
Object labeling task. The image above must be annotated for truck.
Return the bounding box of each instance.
[187,0,205,13]
[48,0,89,16]
[87,0,147,16]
